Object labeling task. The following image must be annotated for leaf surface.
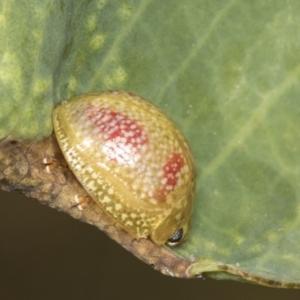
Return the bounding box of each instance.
[1,0,300,286]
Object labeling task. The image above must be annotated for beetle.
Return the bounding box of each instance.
[52,90,195,247]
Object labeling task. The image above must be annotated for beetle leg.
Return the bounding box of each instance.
[72,194,92,210]
[42,157,68,173]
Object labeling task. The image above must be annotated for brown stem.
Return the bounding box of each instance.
[0,135,192,278]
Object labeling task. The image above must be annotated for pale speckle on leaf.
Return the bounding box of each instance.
[89,34,105,50]
[0,14,6,28]
[104,66,127,87]
[86,15,97,32]
[33,78,52,96]
[96,0,107,10]
[118,4,133,20]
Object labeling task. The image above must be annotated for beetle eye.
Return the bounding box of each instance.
[166,228,184,247]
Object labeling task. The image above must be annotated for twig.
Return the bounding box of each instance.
[0,135,192,277]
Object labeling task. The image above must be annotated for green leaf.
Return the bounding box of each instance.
[2,0,300,287]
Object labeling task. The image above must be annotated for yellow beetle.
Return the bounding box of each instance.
[53,91,195,247]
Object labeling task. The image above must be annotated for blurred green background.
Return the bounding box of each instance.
[1,190,300,299]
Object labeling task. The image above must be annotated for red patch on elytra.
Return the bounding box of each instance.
[155,152,185,201]
[86,105,148,164]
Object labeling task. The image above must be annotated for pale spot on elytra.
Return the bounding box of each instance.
[115,203,122,210]
[102,196,111,203]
